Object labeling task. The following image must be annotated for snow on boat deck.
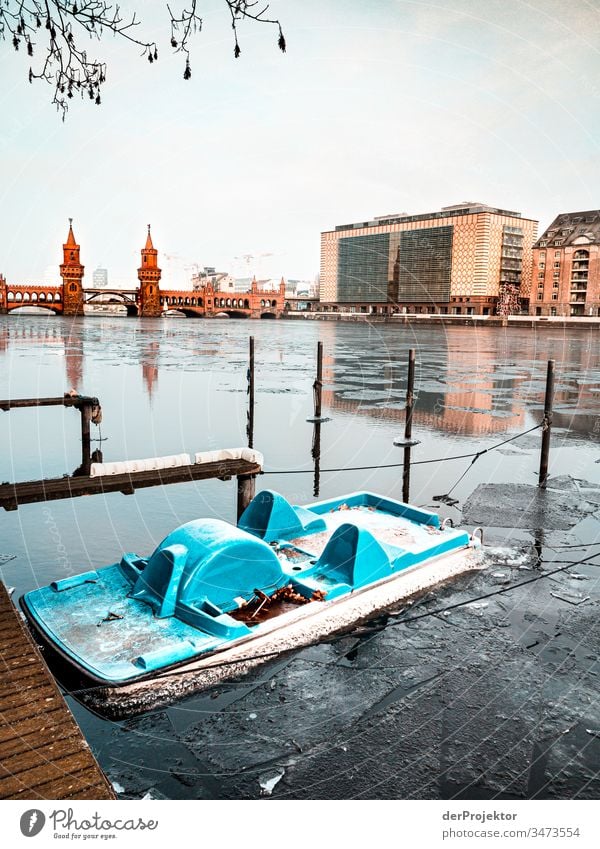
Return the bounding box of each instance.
[289,504,429,555]
[25,570,221,682]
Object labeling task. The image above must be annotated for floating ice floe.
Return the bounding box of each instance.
[259,768,285,796]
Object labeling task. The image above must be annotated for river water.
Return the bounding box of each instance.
[1,314,599,799]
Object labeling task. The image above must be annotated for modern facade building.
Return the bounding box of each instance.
[286,279,320,298]
[93,267,108,287]
[320,202,538,315]
[191,267,235,291]
[530,210,600,317]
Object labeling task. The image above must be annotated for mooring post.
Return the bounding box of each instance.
[315,340,323,419]
[80,401,93,476]
[307,340,329,422]
[247,336,255,449]
[237,474,256,523]
[402,348,416,503]
[539,358,555,489]
[312,421,322,498]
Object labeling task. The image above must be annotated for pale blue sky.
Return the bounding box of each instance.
[1,0,599,287]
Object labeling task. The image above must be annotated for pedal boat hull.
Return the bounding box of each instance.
[21,490,481,717]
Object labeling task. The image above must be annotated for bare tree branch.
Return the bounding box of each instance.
[0,1,285,116]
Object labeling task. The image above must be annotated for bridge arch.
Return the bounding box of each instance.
[216,310,249,319]
[6,290,61,314]
[7,290,61,307]
[84,290,139,317]
[163,307,205,319]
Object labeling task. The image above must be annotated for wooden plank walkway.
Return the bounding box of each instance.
[0,458,261,511]
[0,583,115,800]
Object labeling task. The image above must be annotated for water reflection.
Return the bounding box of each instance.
[64,332,83,391]
[0,317,598,446]
[142,341,159,400]
[320,322,599,439]
[323,328,526,435]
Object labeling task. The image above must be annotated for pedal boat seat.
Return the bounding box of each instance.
[124,518,287,639]
[292,523,393,601]
[238,489,326,542]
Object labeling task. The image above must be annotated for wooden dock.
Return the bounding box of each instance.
[0,395,261,515]
[0,458,261,513]
[0,583,115,800]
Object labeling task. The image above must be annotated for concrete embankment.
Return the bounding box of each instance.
[283,313,600,329]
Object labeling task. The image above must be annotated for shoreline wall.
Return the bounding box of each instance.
[282,312,600,330]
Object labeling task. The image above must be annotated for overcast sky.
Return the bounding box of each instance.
[1,0,599,288]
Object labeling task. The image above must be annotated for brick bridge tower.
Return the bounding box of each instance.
[138,225,162,317]
[60,219,85,316]
[0,274,7,315]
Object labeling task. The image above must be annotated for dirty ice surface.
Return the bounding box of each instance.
[463,477,600,531]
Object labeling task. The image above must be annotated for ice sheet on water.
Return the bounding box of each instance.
[550,591,590,606]
[259,387,303,394]
[547,475,599,493]
[479,546,534,569]
[465,601,489,614]
[181,658,404,772]
[141,788,169,800]
[439,656,544,797]
[0,554,16,564]
[463,480,600,531]
[259,768,285,796]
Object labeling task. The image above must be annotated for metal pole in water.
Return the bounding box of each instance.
[247,336,255,449]
[315,340,323,420]
[402,348,416,503]
[539,358,555,489]
[307,340,330,423]
[312,421,322,498]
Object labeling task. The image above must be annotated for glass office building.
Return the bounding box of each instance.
[320,203,538,315]
[337,233,391,303]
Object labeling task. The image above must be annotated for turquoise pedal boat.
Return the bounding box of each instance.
[21,490,482,717]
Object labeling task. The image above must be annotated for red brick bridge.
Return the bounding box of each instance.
[0,223,286,319]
